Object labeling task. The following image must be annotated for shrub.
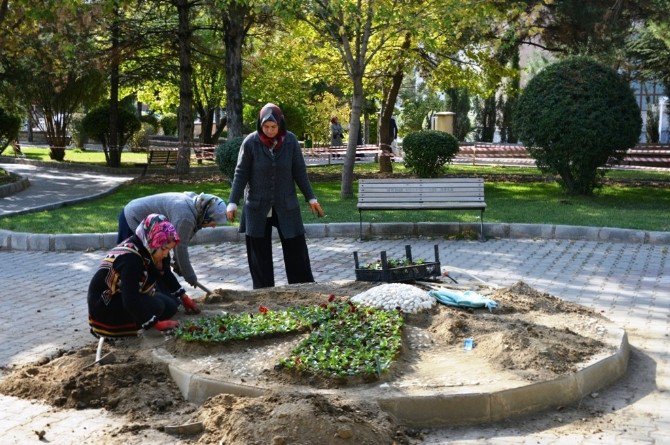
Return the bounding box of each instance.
[81,104,141,149]
[160,113,178,136]
[514,56,641,195]
[216,136,244,184]
[128,123,151,151]
[0,107,21,151]
[70,113,89,148]
[401,130,459,177]
[140,113,160,134]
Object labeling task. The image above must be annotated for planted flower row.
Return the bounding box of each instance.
[278,301,403,379]
[363,257,426,270]
[174,296,404,380]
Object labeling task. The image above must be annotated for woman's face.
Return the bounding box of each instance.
[152,241,176,264]
[262,121,279,138]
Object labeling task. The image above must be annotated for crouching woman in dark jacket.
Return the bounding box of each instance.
[88,213,199,337]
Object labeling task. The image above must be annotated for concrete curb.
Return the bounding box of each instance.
[1,223,668,251]
[153,321,629,427]
[0,172,30,198]
[378,330,629,427]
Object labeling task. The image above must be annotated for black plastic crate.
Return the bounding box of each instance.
[353,244,441,283]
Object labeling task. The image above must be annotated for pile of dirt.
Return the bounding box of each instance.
[424,281,608,380]
[0,342,194,421]
[196,392,405,445]
[0,280,616,444]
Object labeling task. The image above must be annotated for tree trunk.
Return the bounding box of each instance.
[341,78,364,198]
[175,0,193,175]
[379,33,410,173]
[108,0,121,168]
[224,2,247,138]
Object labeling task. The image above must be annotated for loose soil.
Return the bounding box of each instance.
[0,280,619,445]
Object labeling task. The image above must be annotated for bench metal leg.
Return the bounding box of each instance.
[479,209,485,242]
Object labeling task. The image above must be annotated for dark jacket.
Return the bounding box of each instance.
[228,130,315,238]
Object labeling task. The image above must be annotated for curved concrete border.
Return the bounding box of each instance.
[1,223,668,251]
[154,326,629,427]
[0,172,29,198]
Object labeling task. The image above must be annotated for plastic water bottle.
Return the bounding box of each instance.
[464,338,474,351]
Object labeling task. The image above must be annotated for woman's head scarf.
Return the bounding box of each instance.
[256,103,286,149]
[193,193,227,227]
[135,213,180,254]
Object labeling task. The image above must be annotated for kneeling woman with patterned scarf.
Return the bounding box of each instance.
[88,213,200,337]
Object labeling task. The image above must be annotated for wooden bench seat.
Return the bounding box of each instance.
[357,178,486,240]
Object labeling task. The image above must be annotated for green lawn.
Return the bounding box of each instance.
[2,148,669,233]
[1,177,668,233]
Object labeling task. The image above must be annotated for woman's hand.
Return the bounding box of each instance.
[181,294,201,314]
[309,200,325,218]
[226,203,237,223]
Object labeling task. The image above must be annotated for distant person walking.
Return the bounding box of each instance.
[226,103,325,289]
[389,116,399,156]
[330,116,344,147]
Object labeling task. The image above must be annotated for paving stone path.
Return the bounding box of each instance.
[0,162,668,444]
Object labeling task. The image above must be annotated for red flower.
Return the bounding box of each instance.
[319,302,328,309]
[259,305,269,314]
[219,326,227,333]
[188,325,202,333]
[328,294,335,302]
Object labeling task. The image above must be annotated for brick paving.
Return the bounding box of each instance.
[0,237,668,444]
[0,162,668,444]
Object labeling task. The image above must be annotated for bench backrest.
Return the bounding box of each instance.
[148,148,179,166]
[358,178,485,210]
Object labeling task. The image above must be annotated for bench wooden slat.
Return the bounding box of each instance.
[357,178,486,241]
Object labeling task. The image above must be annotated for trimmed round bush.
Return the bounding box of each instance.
[0,107,21,150]
[216,136,244,184]
[81,105,141,149]
[160,113,178,136]
[402,130,459,177]
[514,56,641,195]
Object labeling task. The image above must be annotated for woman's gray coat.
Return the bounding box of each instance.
[228,131,315,239]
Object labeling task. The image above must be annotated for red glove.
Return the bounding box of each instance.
[181,294,201,315]
[154,319,179,331]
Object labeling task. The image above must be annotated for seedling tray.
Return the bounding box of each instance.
[353,244,441,283]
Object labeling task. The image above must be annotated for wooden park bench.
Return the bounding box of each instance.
[139,147,180,176]
[357,177,487,240]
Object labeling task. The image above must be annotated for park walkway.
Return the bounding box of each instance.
[0,162,133,216]
[0,162,668,444]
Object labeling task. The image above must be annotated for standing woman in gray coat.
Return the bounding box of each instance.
[226,103,325,289]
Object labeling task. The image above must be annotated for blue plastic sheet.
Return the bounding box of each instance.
[429,289,498,311]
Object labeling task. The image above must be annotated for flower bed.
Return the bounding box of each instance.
[175,296,404,380]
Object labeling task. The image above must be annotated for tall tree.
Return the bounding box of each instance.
[299,0,405,198]
[1,1,106,160]
[173,0,196,174]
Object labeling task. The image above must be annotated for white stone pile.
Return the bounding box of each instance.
[350,283,435,313]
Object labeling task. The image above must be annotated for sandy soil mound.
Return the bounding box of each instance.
[196,392,404,445]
